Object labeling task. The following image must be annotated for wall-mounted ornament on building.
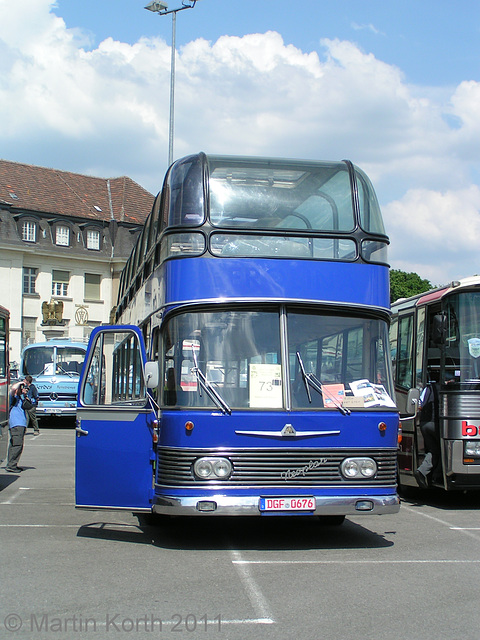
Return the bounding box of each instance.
[75,306,89,326]
[41,298,65,326]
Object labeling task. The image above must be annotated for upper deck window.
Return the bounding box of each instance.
[166,154,205,227]
[208,160,355,233]
[355,167,385,235]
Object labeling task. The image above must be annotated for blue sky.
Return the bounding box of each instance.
[55,0,480,86]
[1,0,480,284]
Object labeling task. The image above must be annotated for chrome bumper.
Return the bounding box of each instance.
[153,492,400,516]
[37,407,77,416]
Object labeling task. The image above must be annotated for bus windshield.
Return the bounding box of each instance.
[445,291,480,382]
[23,346,85,377]
[209,161,355,232]
[162,308,394,411]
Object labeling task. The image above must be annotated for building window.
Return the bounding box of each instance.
[56,225,70,246]
[85,273,101,300]
[52,270,69,297]
[22,317,37,349]
[23,267,37,294]
[22,221,36,243]
[86,229,100,250]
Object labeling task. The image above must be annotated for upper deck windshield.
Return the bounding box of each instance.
[162,307,395,411]
[165,154,385,236]
[209,161,355,232]
[23,345,86,377]
[207,157,384,235]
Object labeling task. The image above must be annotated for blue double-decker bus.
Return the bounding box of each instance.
[75,153,400,523]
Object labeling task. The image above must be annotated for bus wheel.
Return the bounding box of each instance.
[317,515,346,526]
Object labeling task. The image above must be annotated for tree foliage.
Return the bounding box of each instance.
[390,269,433,304]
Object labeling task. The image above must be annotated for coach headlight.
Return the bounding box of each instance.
[464,441,480,457]
[341,457,377,479]
[193,457,232,480]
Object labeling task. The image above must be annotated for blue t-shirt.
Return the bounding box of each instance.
[9,396,28,429]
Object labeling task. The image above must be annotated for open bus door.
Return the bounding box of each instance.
[75,326,157,511]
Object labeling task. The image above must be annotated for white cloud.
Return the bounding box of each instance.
[384,185,480,285]
[351,22,385,36]
[1,1,480,283]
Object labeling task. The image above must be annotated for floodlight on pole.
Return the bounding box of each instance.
[145,0,201,167]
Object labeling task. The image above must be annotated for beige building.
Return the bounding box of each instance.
[0,159,154,366]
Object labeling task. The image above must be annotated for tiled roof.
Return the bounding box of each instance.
[0,159,154,224]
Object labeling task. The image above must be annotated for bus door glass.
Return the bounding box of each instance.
[75,326,155,510]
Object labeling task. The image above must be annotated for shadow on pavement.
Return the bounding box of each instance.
[77,514,394,551]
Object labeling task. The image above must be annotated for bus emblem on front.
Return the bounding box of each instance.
[281,424,296,436]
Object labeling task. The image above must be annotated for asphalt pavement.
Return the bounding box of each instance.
[2,426,480,640]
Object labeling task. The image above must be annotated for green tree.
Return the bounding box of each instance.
[390,269,433,304]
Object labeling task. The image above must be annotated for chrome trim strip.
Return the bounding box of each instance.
[234,430,341,438]
[153,492,400,516]
[76,505,151,512]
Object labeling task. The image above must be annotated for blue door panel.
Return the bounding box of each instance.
[75,325,154,510]
[76,410,154,509]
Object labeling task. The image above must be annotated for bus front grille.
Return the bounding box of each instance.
[156,447,397,486]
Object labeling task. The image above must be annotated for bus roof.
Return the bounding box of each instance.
[392,275,480,311]
[22,339,88,351]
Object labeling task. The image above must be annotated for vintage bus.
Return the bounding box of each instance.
[0,306,10,463]
[20,339,87,419]
[392,275,480,491]
[75,153,403,522]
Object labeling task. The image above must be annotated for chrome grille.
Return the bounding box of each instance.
[38,392,76,402]
[156,447,397,486]
[442,390,480,418]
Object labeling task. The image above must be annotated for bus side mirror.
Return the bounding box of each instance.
[144,361,158,389]
[400,387,420,421]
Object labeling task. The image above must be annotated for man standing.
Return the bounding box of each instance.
[25,375,40,436]
[5,381,30,473]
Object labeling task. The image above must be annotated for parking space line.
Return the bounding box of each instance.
[232,559,480,564]
[1,486,30,504]
[0,524,79,527]
[402,504,480,541]
[229,549,275,625]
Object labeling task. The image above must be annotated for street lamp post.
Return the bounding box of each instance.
[145,0,201,167]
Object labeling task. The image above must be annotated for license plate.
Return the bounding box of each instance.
[260,497,316,512]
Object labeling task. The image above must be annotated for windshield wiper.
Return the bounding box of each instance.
[296,351,350,416]
[191,348,231,415]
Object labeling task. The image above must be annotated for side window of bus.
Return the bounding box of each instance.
[0,335,5,377]
[82,331,146,407]
[396,315,414,390]
[389,317,398,376]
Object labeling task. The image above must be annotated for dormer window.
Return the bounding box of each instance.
[86,228,101,251]
[56,225,70,247]
[22,220,37,243]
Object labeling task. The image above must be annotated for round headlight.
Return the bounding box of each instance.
[193,457,232,480]
[342,459,360,478]
[194,459,213,478]
[213,458,232,478]
[360,459,377,477]
[341,457,377,479]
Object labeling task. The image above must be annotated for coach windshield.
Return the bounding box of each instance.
[162,308,395,411]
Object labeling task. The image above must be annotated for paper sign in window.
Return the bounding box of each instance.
[249,364,282,408]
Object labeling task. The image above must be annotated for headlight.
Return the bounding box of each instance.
[464,441,480,457]
[193,457,232,480]
[340,457,377,479]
